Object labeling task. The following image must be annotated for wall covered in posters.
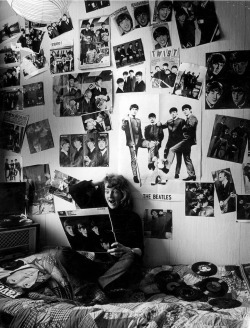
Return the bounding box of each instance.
[0,0,250,267]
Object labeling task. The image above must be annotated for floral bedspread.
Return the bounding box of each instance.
[1,264,250,328]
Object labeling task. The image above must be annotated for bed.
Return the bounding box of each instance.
[0,250,250,328]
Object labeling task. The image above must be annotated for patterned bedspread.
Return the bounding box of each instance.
[1,265,250,328]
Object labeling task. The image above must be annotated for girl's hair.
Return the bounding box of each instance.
[102,174,132,209]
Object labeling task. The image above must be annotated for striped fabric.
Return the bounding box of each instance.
[6,0,71,24]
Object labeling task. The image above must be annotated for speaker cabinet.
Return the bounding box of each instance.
[0,223,39,262]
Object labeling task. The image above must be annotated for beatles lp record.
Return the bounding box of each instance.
[208,298,242,309]
[191,261,217,276]
[196,277,228,297]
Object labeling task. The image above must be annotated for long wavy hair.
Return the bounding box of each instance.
[102,174,132,209]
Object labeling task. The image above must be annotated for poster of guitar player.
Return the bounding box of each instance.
[53,70,112,117]
[212,168,236,214]
[118,93,201,190]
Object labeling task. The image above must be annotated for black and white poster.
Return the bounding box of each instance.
[172,62,207,100]
[185,182,214,217]
[115,67,146,93]
[17,20,45,53]
[205,50,250,109]
[212,168,236,214]
[59,133,109,167]
[237,195,250,222]
[207,115,250,164]
[79,16,110,69]
[1,155,22,183]
[243,163,250,194]
[59,207,116,252]
[111,6,135,36]
[21,50,48,79]
[50,40,74,74]
[23,164,55,215]
[84,1,110,13]
[0,16,21,45]
[173,0,220,49]
[150,48,179,92]
[131,1,151,28]
[47,12,74,39]
[82,110,112,132]
[0,87,23,111]
[113,38,145,69]
[151,22,172,49]
[53,70,112,117]
[152,0,173,24]
[144,208,172,239]
[0,66,20,88]
[23,82,44,107]
[26,119,54,154]
[48,170,80,203]
[0,42,21,66]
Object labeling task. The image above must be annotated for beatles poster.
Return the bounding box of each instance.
[79,16,110,70]
[26,119,54,154]
[50,40,74,74]
[53,70,112,117]
[111,6,135,36]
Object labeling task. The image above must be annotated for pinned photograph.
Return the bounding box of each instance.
[207,115,250,164]
[84,0,110,13]
[172,62,207,99]
[0,16,21,44]
[82,110,112,133]
[53,70,112,117]
[151,23,171,49]
[243,163,250,194]
[111,6,134,36]
[0,111,29,153]
[50,40,74,74]
[144,208,172,239]
[152,0,173,24]
[212,168,236,214]
[0,87,23,111]
[48,170,79,203]
[115,68,146,93]
[26,119,54,154]
[83,133,109,167]
[185,182,214,217]
[237,195,250,222]
[205,50,250,109]
[113,39,145,69]
[58,207,116,252]
[0,42,21,66]
[150,48,179,91]
[2,155,22,183]
[173,0,220,48]
[132,1,151,28]
[21,50,48,79]
[23,82,44,107]
[0,66,20,88]
[47,12,73,39]
[17,20,45,53]
[79,16,110,69]
[23,164,55,215]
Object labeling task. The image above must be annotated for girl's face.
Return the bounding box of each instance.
[104,184,122,209]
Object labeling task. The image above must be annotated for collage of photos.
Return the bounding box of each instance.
[59,207,115,252]
[50,40,74,74]
[150,47,179,92]
[207,115,250,164]
[144,208,172,239]
[185,182,214,217]
[26,119,54,154]
[60,133,109,168]
[53,70,112,117]
[23,164,55,215]
[114,38,145,68]
[79,16,110,69]
[205,50,250,109]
